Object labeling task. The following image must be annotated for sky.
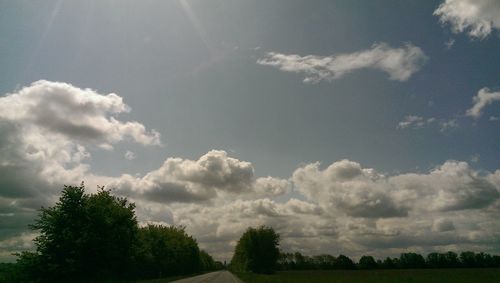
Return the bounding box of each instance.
[0,0,499,261]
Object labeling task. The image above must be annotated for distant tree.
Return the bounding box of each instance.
[444,251,460,268]
[426,252,441,268]
[137,224,202,278]
[200,250,216,271]
[399,252,425,269]
[460,251,477,267]
[335,254,356,269]
[230,226,280,273]
[358,255,378,269]
[382,257,396,269]
[294,252,307,269]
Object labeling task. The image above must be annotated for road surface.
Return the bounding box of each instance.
[170,271,243,283]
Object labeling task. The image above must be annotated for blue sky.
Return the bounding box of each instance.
[0,0,499,261]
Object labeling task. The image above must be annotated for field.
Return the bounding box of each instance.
[236,269,500,283]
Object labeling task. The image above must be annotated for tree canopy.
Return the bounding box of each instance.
[230,226,280,274]
[11,183,219,282]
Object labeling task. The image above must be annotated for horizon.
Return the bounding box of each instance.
[0,0,499,263]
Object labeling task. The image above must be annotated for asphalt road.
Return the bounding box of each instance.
[170,271,243,283]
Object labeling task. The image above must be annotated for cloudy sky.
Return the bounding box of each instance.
[0,0,499,261]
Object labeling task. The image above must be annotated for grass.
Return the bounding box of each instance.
[236,269,500,283]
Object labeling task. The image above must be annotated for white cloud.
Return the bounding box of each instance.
[397,115,431,129]
[434,0,500,39]
[0,81,162,257]
[439,119,459,132]
[124,150,136,160]
[1,81,499,261]
[397,115,459,132]
[445,38,456,49]
[110,150,290,204]
[466,88,500,119]
[257,43,427,83]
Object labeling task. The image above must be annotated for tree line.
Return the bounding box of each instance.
[3,184,223,283]
[2,184,500,282]
[229,227,500,274]
[278,251,500,271]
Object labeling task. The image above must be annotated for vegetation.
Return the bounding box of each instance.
[5,183,221,282]
[237,269,500,283]
[230,226,280,274]
[278,251,500,271]
[3,183,500,282]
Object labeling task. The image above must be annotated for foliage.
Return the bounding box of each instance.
[399,252,426,268]
[199,250,216,272]
[236,269,500,283]
[9,183,218,282]
[136,224,202,278]
[230,226,280,274]
[277,251,500,270]
[358,255,377,269]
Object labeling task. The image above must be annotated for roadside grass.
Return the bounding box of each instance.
[236,268,500,283]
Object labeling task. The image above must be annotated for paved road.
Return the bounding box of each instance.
[170,271,243,283]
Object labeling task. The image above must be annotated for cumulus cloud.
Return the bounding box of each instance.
[0,81,162,258]
[110,150,290,204]
[0,80,161,148]
[434,0,500,39]
[292,160,409,218]
[257,43,428,83]
[466,88,500,119]
[1,81,500,261]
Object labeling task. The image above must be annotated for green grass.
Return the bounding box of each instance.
[236,269,500,283]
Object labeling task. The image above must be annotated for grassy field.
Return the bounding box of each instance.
[236,269,500,283]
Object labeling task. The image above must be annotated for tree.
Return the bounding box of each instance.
[137,224,202,278]
[382,257,396,269]
[460,251,477,267]
[23,183,139,282]
[230,226,280,273]
[358,255,378,269]
[200,250,216,272]
[399,252,425,269]
[335,255,355,269]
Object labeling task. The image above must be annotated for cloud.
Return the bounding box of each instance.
[397,115,433,129]
[0,81,162,258]
[439,119,459,132]
[0,81,161,149]
[433,218,456,232]
[434,0,500,39]
[124,150,136,160]
[257,43,428,83]
[1,81,500,261]
[292,160,409,218]
[397,115,459,132]
[445,38,456,49]
[466,88,500,119]
[111,150,290,204]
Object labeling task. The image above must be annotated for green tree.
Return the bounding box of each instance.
[230,226,280,274]
[200,250,216,271]
[334,254,355,269]
[137,224,202,278]
[358,255,378,269]
[399,252,425,268]
[21,183,139,282]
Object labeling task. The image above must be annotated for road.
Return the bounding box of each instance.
[170,271,243,283]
